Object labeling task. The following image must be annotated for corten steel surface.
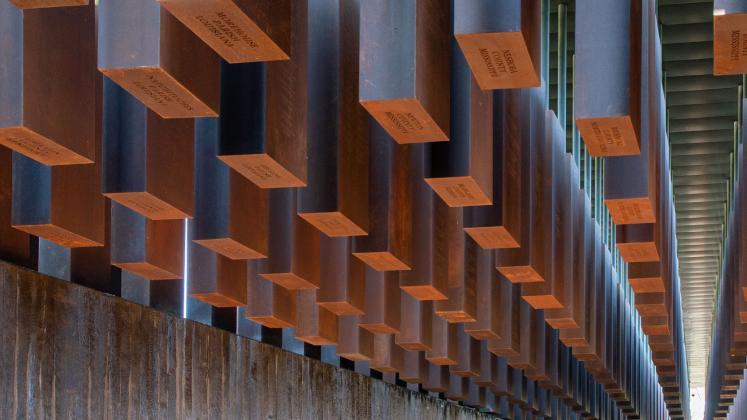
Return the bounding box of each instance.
[295,288,338,345]
[259,196,321,290]
[111,203,183,280]
[463,247,500,340]
[360,269,400,334]
[359,0,450,144]
[189,243,248,307]
[0,2,95,165]
[427,311,458,365]
[246,258,296,328]
[426,45,492,208]
[714,0,747,75]
[520,110,566,309]
[544,157,581,329]
[487,282,520,358]
[298,0,369,237]
[400,144,447,300]
[494,88,540,283]
[158,0,290,64]
[454,0,541,90]
[617,223,660,262]
[433,203,475,323]
[317,236,364,315]
[103,81,195,220]
[10,2,105,249]
[216,1,309,190]
[336,314,373,361]
[352,128,412,271]
[98,1,220,119]
[603,0,659,228]
[463,90,522,250]
[193,108,268,261]
[396,292,432,351]
[0,0,695,417]
[575,0,642,157]
[559,199,593,349]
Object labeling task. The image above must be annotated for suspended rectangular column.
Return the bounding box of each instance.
[604,123,658,226]
[450,323,480,377]
[495,87,546,283]
[400,351,428,384]
[545,158,582,329]
[559,198,593,348]
[425,364,450,392]
[464,247,500,340]
[217,0,327,189]
[298,0,369,237]
[427,310,458,365]
[295,289,338,345]
[522,111,566,309]
[191,95,268,261]
[575,0,642,156]
[188,183,267,309]
[475,342,497,387]
[488,282,520,357]
[359,0,450,144]
[426,46,492,207]
[434,203,476,323]
[189,246,248,307]
[336,315,373,361]
[103,82,194,220]
[252,186,317,292]
[317,237,364,315]
[259,215,321,290]
[572,226,605,362]
[507,301,536,371]
[353,130,412,271]
[617,223,660,262]
[525,311,548,382]
[98,0,220,118]
[111,203,183,280]
[446,375,469,401]
[464,90,523,250]
[400,144,446,300]
[605,0,658,226]
[371,333,404,373]
[714,0,747,74]
[12,146,105,247]
[0,2,96,165]
[629,262,665,296]
[159,0,290,63]
[453,0,541,90]
[360,270,400,334]
[396,293,432,351]
[246,259,296,327]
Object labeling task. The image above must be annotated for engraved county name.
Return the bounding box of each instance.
[479,48,519,78]
[195,12,259,49]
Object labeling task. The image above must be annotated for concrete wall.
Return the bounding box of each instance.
[0,261,492,419]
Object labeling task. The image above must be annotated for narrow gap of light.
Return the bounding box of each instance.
[714,8,726,16]
[182,218,188,319]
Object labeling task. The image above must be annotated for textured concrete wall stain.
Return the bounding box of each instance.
[0,261,493,419]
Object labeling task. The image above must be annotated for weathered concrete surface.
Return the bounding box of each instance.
[0,261,493,419]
